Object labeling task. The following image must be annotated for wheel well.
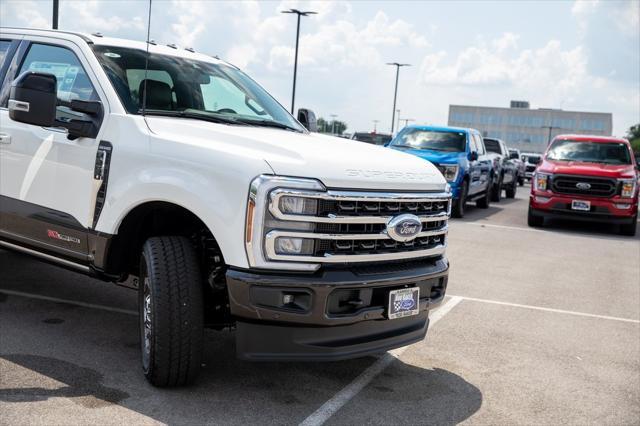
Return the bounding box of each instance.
[106,202,230,328]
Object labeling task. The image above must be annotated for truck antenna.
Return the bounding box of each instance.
[142,0,153,116]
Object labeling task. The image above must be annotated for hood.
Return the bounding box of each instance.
[390,147,464,166]
[145,117,446,191]
[541,159,637,179]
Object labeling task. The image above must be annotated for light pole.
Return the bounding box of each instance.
[281,9,316,114]
[386,62,410,134]
[373,120,379,133]
[541,125,562,144]
[396,109,401,133]
[330,114,338,134]
[399,118,415,128]
[53,0,59,29]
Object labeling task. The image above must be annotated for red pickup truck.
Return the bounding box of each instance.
[528,135,639,236]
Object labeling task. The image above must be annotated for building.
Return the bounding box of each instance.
[448,101,613,153]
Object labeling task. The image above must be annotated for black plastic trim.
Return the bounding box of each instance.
[92,141,113,228]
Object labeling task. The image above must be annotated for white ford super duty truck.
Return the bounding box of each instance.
[0,28,451,387]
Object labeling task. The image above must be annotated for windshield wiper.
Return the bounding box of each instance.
[141,109,240,125]
[234,117,302,132]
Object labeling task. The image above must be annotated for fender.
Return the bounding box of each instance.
[95,165,271,269]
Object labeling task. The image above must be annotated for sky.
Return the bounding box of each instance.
[1,0,639,136]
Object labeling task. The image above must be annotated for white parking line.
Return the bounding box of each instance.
[0,289,138,316]
[449,295,640,324]
[299,296,463,426]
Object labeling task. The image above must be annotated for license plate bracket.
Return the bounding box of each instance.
[388,287,420,320]
[571,200,591,211]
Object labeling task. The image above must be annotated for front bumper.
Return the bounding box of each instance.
[529,191,638,223]
[227,257,449,361]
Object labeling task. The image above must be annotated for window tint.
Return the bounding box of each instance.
[391,129,466,152]
[483,138,501,154]
[18,43,98,102]
[0,40,12,66]
[125,69,176,109]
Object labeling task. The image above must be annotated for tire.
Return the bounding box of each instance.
[476,181,491,209]
[491,176,502,202]
[527,206,544,227]
[506,178,517,199]
[451,180,468,218]
[518,176,524,186]
[139,236,204,387]
[619,215,637,236]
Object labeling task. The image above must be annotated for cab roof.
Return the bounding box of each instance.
[404,124,479,134]
[554,134,629,144]
[0,27,228,66]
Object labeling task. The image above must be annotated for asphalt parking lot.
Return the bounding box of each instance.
[1,187,639,425]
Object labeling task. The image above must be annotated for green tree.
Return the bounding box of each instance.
[316,117,348,135]
[626,124,640,154]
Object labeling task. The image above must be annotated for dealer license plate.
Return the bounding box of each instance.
[388,287,420,320]
[571,200,591,211]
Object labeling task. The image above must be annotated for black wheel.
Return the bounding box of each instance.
[476,181,491,209]
[506,178,517,198]
[491,175,502,202]
[518,176,524,186]
[619,215,637,236]
[139,236,204,387]
[451,180,468,218]
[527,206,544,227]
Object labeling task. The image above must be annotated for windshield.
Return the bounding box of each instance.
[526,156,541,164]
[92,45,304,132]
[546,140,631,165]
[484,139,501,154]
[391,129,466,152]
[353,133,392,145]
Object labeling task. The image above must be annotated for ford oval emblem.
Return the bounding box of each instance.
[386,214,422,242]
[576,182,591,190]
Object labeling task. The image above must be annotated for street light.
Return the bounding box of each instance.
[281,8,317,114]
[386,62,410,133]
[399,118,415,128]
[53,0,59,29]
[373,120,379,132]
[541,125,563,144]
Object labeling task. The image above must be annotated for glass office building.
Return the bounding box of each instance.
[448,101,613,153]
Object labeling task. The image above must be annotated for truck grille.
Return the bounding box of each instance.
[551,175,617,197]
[266,190,451,264]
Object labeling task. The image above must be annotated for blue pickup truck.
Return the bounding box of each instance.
[388,125,494,217]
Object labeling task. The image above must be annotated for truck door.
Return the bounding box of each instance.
[474,133,492,192]
[0,38,108,262]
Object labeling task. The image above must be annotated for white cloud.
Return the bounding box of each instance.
[0,0,49,29]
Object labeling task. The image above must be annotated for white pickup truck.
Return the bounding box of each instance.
[0,28,451,386]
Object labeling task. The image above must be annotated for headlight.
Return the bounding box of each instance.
[437,165,459,182]
[245,175,325,271]
[534,173,550,191]
[619,179,637,198]
[279,196,318,215]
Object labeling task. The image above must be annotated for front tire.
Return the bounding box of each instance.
[491,176,502,202]
[476,181,492,209]
[527,206,544,227]
[451,180,468,218]
[506,178,517,198]
[139,236,204,387]
[619,215,637,236]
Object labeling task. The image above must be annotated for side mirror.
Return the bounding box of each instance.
[383,142,390,147]
[297,108,318,132]
[468,151,479,161]
[9,71,57,127]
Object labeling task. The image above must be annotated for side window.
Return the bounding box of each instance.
[467,133,476,152]
[18,43,98,103]
[0,40,12,67]
[474,134,486,155]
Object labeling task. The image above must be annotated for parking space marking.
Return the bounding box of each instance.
[449,295,640,324]
[299,296,463,426]
[0,289,138,316]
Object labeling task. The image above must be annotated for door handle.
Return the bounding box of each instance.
[0,133,11,144]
